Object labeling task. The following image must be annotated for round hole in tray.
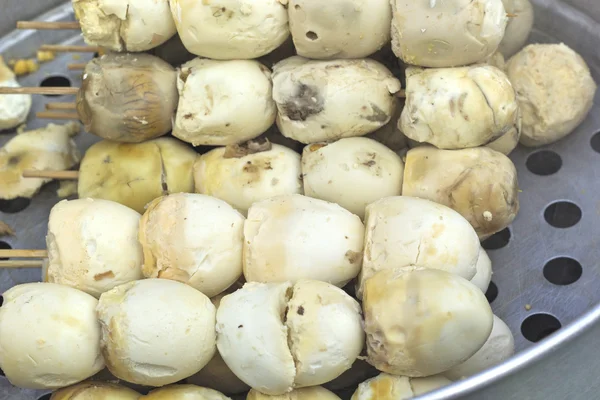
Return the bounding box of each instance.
[544,201,582,228]
[591,132,600,153]
[481,228,511,250]
[526,150,562,176]
[0,241,11,260]
[543,257,582,286]
[521,313,562,343]
[485,281,498,304]
[39,75,72,97]
[0,197,31,213]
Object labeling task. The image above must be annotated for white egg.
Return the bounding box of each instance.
[173,59,276,146]
[244,194,364,287]
[97,279,216,386]
[46,198,143,298]
[0,283,104,389]
[301,137,404,219]
[139,193,245,298]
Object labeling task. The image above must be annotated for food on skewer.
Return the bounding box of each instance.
[403,146,519,239]
[301,137,405,219]
[170,0,289,60]
[351,373,451,400]
[0,283,104,389]
[0,122,80,200]
[357,196,480,298]
[194,140,303,216]
[243,194,364,287]
[173,58,276,146]
[143,384,230,399]
[1,53,178,143]
[400,65,520,150]
[499,0,535,57]
[78,53,178,143]
[471,247,493,293]
[287,0,391,59]
[272,57,401,144]
[97,279,216,386]
[77,137,197,213]
[72,0,176,52]
[247,386,341,399]
[139,193,245,297]
[0,56,32,130]
[444,315,515,380]
[506,43,597,147]
[363,267,493,377]
[390,0,508,67]
[217,281,364,394]
[46,198,143,298]
[49,381,140,399]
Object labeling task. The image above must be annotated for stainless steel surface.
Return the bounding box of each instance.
[0,0,68,37]
[0,1,599,399]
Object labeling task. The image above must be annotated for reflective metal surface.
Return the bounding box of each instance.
[0,1,599,399]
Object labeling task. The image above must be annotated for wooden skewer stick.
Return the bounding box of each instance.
[17,21,81,30]
[36,111,79,120]
[0,260,45,268]
[46,102,77,110]
[0,86,78,95]
[23,170,80,179]
[68,63,86,70]
[40,44,100,53]
[0,250,48,258]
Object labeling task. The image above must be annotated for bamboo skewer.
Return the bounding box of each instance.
[17,21,81,30]
[46,102,77,110]
[23,170,80,180]
[68,63,86,70]
[0,250,48,258]
[40,44,100,53]
[36,111,79,120]
[0,250,48,269]
[0,260,45,268]
[0,87,78,95]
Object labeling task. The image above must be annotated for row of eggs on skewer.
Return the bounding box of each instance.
[1,40,595,157]
[1,128,519,239]
[1,193,512,398]
[69,0,532,65]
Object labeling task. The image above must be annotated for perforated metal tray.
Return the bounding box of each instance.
[0,1,599,399]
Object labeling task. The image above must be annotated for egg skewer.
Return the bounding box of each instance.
[0,52,178,143]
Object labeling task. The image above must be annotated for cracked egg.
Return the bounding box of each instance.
[358,196,480,299]
[216,280,364,395]
[77,137,197,214]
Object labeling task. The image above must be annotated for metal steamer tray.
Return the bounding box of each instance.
[0,1,599,399]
